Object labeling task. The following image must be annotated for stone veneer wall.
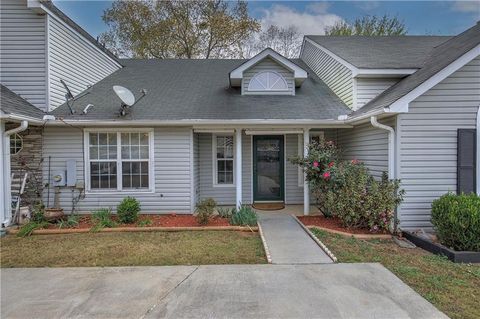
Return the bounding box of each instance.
[6,123,44,207]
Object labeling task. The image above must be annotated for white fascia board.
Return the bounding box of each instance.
[230,48,307,85]
[304,38,358,75]
[39,4,123,69]
[45,118,351,127]
[389,44,480,112]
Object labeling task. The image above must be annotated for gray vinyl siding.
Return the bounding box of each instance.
[356,78,399,109]
[197,133,252,205]
[42,126,193,213]
[285,134,303,204]
[0,0,47,110]
[301,40,354,107]
[242,57,295,95]
[337,118,395,180]
[47,15,120,110]
[397,56,480,230]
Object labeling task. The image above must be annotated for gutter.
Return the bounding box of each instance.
[370,116,395,179]
[2,120,29,227]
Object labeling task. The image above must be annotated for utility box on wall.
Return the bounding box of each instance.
[66,159,77,187]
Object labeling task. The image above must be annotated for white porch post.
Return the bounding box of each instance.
[303,128,310,215]
[235,128,242,210]
[0,122,5,227]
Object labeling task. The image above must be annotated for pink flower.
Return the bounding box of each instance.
[351,159,360,165]
[327,140,335,146]
[323,172,331,180]
[328,161,335,168]
[313,161,319,168]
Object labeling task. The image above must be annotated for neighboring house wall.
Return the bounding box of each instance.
[355,78,399,109]
[337,118,395,180]
[42,126,193,213]
[47,15,121,110]
[397,56,480,230]
[301,40,354,107]
[242,57,295,95]
[0,0,48,111]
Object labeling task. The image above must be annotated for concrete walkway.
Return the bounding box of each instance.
[258,212,333,264]
[1,265,448,319]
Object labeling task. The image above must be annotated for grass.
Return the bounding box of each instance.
[311,228,480,319]
[0,231,266,267]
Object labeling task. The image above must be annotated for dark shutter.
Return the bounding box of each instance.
[457,129,476,194]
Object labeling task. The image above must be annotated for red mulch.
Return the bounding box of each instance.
[45,214,230,229]
[298,215,388,235]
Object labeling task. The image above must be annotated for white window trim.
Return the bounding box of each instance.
[298,131,325,187]
[212,134,235,188]
[10,133,23,155]
[83,128,155,194]
[247,71,289,92]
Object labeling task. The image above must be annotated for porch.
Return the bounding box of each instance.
[193,127,338,215]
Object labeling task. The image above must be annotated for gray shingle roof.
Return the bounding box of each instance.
[51,59,350,121]
[305,35,451,69]
[352,23,480,116]
[1,85,45,119]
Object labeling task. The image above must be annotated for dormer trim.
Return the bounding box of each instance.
[230,48,307,87]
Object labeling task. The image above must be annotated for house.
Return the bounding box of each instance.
[1,1,479,231]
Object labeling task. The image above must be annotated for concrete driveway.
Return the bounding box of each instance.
[1,264,447,319]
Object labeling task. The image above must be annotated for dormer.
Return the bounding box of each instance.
[230,48,307,96]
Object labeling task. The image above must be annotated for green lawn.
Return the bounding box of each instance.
[0,231,267,267]
[312,228,480,319]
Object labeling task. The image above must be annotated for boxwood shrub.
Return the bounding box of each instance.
[431,193,480,252]
[117,197,141,224]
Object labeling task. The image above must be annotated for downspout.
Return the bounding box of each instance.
[2,120,29,227]
[370,116,395,179]
[370,116,398,233]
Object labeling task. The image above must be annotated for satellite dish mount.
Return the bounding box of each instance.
[113,85,147,116]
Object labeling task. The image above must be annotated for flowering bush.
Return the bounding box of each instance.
[290,139,404,233]
[289,139,342,217]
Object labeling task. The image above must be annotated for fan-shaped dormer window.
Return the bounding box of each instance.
[248,71,288,92]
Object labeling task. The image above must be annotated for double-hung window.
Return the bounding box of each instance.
[213,135,234,186]
[86,130,153,191]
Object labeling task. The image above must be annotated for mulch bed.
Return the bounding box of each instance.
[44,214,230,229]
[298,215,388,235]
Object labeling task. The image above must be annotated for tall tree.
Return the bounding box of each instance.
[238,25,302,58]
[325,15,407,36]
[100,0,260,58]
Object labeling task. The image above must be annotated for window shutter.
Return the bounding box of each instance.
[457,129,476,194]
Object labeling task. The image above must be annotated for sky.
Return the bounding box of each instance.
[53,0,479,38]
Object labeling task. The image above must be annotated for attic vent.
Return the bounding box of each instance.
[248,71,288,91]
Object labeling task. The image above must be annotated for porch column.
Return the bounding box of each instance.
[303,128,310,215]
[235,128,242,210]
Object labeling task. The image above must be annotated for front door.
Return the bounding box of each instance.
[253,135,284,202]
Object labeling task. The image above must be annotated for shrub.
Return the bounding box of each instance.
[289,139,342,217]
[195,198,217,225]
[230,205,257,226]
[31,203,46,223]
[217,207,235,219]
[431,193,480,251]
[117,197,140,223]
[92,208,117,229]
[325,164,404,233]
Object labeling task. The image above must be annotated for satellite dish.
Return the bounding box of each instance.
[113,85,135,106]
